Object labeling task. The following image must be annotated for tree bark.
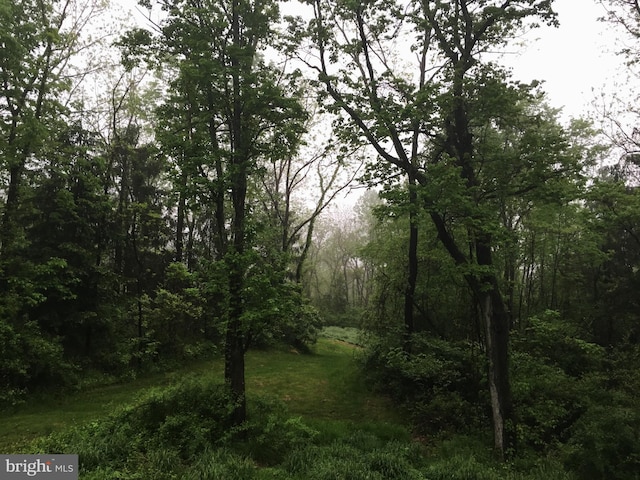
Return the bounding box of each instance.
[476,239,514,460]
[404,175,419,351]
[224,0,248,426]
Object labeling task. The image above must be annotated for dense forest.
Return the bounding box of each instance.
[2,0,640,478]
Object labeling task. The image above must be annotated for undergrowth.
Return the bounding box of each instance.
[28,374,585,479]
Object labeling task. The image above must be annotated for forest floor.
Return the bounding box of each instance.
[0,338,404,453]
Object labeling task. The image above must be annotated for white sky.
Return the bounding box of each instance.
[501,0,627,120]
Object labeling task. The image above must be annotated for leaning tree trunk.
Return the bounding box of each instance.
[430,210,515,458]
[446,56,515,458]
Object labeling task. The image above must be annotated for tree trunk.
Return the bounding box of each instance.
[223,0,248,427]
[0,164,24,257]
[404,175,419,351]
[429,212,514,458]
[480,286,513,460]
[476,234,514,459]
[225,265,247,425]
[175,173,186,263]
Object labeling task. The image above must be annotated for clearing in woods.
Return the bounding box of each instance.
[0,338,404,452]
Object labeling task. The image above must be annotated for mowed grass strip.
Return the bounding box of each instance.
[246,339,398,422]
[0,339,400,452]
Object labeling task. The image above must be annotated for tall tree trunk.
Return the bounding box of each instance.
[224,0,248,426]
[175,170,187,263]
[445,63,514,458]
[404,174,419,351]
[225,254,247,426]
[0,164,24,256]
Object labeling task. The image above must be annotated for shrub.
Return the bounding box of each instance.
[236,396,319,465]
[563,400,640,479]
[361,333,485,434]
[33,379,330,477]
[34,378,237,473]
[245,279,322,352]
[121,378,237,458]
[513,310,605,377]
[0,319,77,407]
[511,352,584,450]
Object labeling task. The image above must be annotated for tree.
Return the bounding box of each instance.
[0,0,106,257]
[306,201,376,323]
[122,0,307,424]
[288,0,564,457]
[598,0,640,181]
[256,113,363,283]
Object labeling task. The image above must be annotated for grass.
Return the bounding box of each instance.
[1,338,579,479]
[319,326,364,346]
[0,338,400,453]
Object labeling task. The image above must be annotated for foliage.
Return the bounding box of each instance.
[305,203,377,326]
[362,332,486,434]
[282,432,426,480]
[510,312,640,478]
[510,351,584,450]
[237,397,319,465]
[242,259,322,351]
[563,400,640,480]
[560,344,640,479]
[513,310,606,377]
[1,0,640,475]
[0,319,76,407]
[30,371,421,479]
[34,378,237,466]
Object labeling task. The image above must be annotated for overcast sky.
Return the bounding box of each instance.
[502,0,628,120]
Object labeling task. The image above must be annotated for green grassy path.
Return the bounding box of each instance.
[0,339,401,452]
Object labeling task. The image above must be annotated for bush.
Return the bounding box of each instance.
[513,310,605,377]
[121,378,238,458]
[245,279,322,352]
[34,378,238,473]
[33,379,326,477]
[563,400,640,479]
[511,352,584,450]
[0,319,77,407]
[511,312,640,477]
[236,396,319,465]
[361,333,485,434]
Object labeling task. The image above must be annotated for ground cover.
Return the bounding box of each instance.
[0,338,398,452]
[0,337,582,479]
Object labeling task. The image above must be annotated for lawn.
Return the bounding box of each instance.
[0,338,401,453]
